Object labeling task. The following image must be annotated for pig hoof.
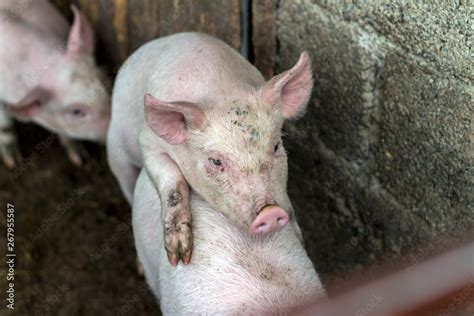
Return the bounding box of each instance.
[164,220,193,267]
[67,148,84,166]
[136,258,145,276]
[60,137,88,166]
[0,138,22,169]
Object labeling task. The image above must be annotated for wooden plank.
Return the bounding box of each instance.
[158,0,241,50]
[91,0,129,66]
[53,0,241,69]
[127,0,159,53]
[251,0,276,79]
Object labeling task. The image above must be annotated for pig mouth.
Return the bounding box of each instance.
[247,203,275,223]
[254,200,278,214]
[257,204,278,214]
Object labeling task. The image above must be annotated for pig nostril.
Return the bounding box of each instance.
[251,207,289,235]
[258,223,267,229]
[277,217,286,226]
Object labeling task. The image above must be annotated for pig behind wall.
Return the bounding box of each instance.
[0,0,110,167]
[132,170,326,315]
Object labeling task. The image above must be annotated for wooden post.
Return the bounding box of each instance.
[252,0,276,79]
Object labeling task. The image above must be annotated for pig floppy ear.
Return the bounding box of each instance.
[144,94,205,145]
[8,87,51,118]
[261,52,313,119]
[66,5,95,57]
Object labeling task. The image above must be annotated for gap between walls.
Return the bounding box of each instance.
[239,0,253,62]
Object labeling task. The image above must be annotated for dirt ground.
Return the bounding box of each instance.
[1,123,160,315]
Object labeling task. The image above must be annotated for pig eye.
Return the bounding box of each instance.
[208,158,222,166]
[69,107,87,118]
[273,142,280,153]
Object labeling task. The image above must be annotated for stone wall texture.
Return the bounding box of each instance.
[276,0,473,278]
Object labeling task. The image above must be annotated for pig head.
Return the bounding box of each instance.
[144,52,313,235]
[8,5,110,142]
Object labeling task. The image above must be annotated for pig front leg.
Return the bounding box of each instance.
[144,152,192,266]
[58,135,88,166]
[0,106,21,168]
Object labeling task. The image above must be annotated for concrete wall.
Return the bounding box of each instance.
[276,0,473,277]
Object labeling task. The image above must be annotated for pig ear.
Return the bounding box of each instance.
[8,87,51,118]
[144,94,205,145]
[261,52,313,119]
[66,5,95,57]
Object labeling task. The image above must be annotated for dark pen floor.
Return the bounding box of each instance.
[0,123,160,315]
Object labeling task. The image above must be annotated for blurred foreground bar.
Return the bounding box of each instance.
[298,241,474,315]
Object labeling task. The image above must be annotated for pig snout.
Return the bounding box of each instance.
[250,205,289,235]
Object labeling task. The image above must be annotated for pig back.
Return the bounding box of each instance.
[112,32,265,122]
[0,0,68,104]
[132,170,325,315]
[0,0,69,39]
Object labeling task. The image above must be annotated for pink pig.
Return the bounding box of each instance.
[0,0,110,167]
[132,169,326,314]
[107,32,313,265]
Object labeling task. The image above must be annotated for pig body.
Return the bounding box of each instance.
[132,170,326,315]
[108,32,313,264]
[0,0,110,167]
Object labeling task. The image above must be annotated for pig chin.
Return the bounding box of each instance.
[84,118,110,142]
[230,204,262,233]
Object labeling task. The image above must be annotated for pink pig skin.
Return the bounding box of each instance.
[0,0,110,167]
[132,170,326,315]
[107,32,313,265]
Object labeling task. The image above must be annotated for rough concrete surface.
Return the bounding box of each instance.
[277,0,473,279]
[314,0,473,80]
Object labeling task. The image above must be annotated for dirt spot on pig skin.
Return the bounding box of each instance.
[0,10,22,23]
[259,267,289,287]
[164,211,192,249]
[167,189,182,208]
[165,219,191,234]
[259,162,271,173]
[260,267,276,281]
[164,210,192,266]
[236,254,290,287]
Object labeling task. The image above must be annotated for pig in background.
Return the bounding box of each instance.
[132,170,326,315]
[0,0,110,167]
[107,32,313,265]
